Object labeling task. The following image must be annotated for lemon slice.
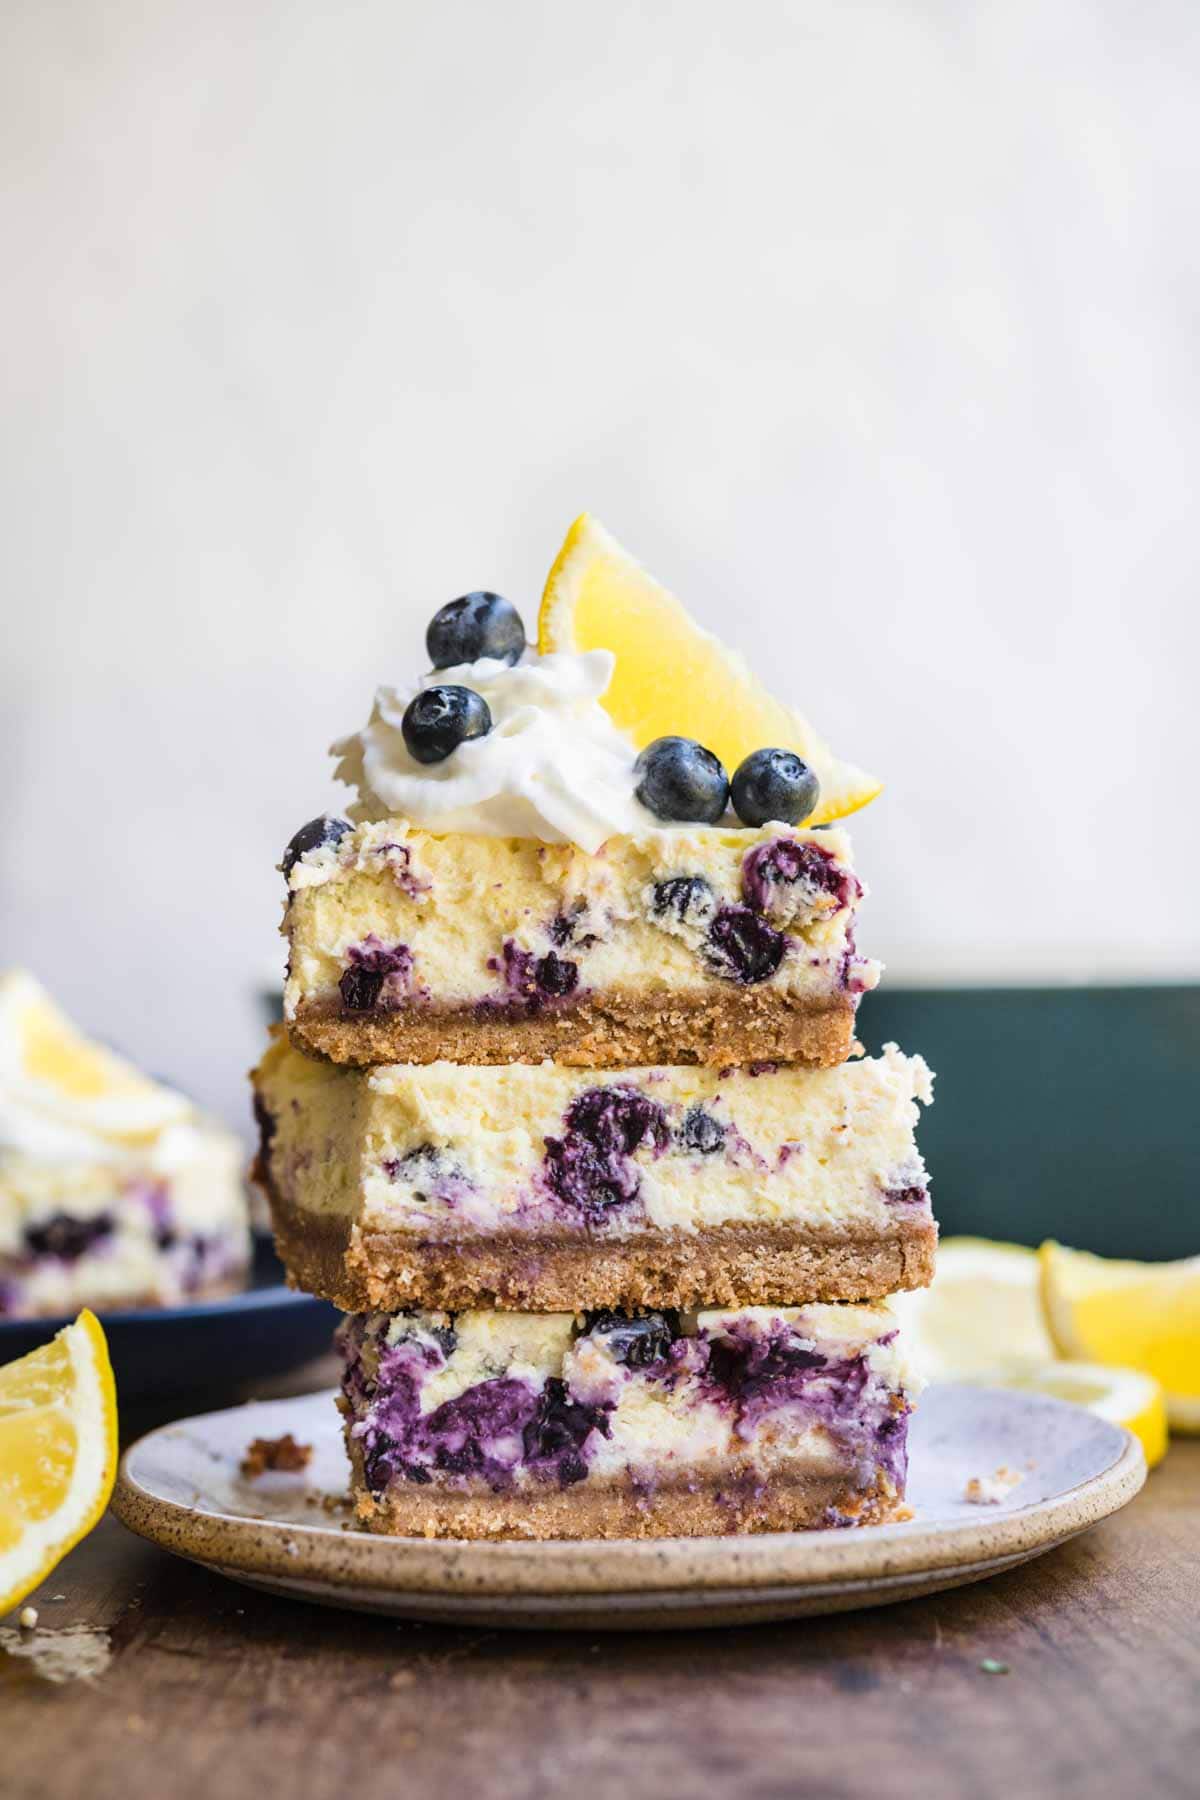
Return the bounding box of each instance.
[996,1362,1167,1468]
[892,1237,1056,1382]
[0,969,189,1144]
[0,1310,118,1616]
[538,514,882,824]
[1039,1241,1200,1434]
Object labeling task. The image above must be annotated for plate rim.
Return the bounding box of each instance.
[111,1385,1147,1600]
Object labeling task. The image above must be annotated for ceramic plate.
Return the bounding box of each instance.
[0,1238,337,1402]
[111,1383,1145,1629]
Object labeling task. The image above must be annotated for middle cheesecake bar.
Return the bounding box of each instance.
[253,1033,935,1314]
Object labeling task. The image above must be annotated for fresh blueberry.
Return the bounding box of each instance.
[402,685,492,765]
[426,593,526,669]
[634,737,729,825]
[731,749,820,828]
[281,815,352,878]
[585,1310,678,1368]
[680,1107,726,1155]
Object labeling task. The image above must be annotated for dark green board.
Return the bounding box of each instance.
[858,986,1200,1260]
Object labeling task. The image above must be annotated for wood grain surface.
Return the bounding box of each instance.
[2,1413,1196,1800]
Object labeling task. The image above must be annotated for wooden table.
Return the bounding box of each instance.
[2,1396,1196,1800]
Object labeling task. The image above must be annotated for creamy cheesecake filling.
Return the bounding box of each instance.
[338,1301,916,1513]
[282,821,878,1029]
[253,1036,931,1244]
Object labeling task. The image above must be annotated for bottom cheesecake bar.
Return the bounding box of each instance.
[337,1300,919,1540]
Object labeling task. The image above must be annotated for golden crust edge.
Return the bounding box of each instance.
[261,1174,937,1313]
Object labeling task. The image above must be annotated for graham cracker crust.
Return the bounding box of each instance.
[287,988,857,1071]
[264,1180,937,1312]
[341,1430,906,1541]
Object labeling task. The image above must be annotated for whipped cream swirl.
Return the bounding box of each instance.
[332,650,656,854]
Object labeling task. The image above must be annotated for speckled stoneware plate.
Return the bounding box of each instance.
[112,1384,1145,1630]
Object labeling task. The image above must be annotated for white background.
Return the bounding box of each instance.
[2,0,1197,1130]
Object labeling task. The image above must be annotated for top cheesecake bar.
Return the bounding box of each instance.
[279,533,885,1070]
[283,817,876,1069]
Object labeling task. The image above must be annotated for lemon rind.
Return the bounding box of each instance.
[0,1310,118,1615]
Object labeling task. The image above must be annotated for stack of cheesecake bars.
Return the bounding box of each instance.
[252,814,937,1538]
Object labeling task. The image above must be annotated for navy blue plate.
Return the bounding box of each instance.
[0,1236,338,1405]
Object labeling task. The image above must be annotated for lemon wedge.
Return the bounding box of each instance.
[1039,1241,1200,1434]
[0,969,190,1145]
[893,1239,1167,1465]
[995,1362,1167,1468]
[0,1310,118,1616]
[893,1237,1056,1382]
[538,514,882,824]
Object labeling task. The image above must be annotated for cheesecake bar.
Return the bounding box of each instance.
[253,1032,934,1312]
[337,1300,919,1539]
[0,970,250,1317]
[282,818,877,1070]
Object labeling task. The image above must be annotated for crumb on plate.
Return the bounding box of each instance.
[240,1433,313,1478]
[964,1466,1023,1506]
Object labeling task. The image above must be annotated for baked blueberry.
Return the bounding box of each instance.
[25,1213,114,1261]
[339,966,385,1011]
[680,1106,726,1155]
[706,905,785,984]
[402,685,492,764]
[281,815,352,878]
[650,875,715,923]
[426,592,526,669]
[489,940,579,1008]
[522,1377,610,1472]
[731,748,820,828]
[634,737,729,824]
[339,938,413,1011]
[535,951,578,997]
[543,1085,670,1217]
[585,1310,678,1368]
[742,837,857,916]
